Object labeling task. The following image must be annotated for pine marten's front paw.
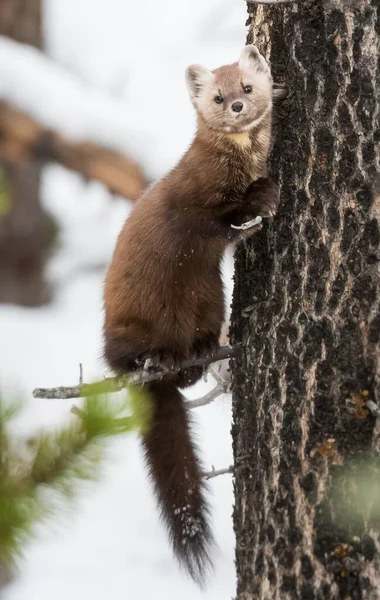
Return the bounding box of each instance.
[245,177,280,218]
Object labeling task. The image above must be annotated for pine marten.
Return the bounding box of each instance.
[103,45,279,584]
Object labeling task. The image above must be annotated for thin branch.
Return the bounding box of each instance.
[186,365,231,409]
[186,383,227,409]
[209,363,231,386]
[33,345,241,400]
[247,0,303,5]
[203,466,234,480]
[70,360,231,415]
[203,454,256,480]
[0,101,147,201]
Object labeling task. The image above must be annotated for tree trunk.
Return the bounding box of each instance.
[0,0,42,48]
[0,0,54,306]
[230,1,380,599]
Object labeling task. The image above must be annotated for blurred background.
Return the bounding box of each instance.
[0,1,248,598]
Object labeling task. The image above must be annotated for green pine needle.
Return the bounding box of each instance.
[0,386,151,575]
[0,167,10,217]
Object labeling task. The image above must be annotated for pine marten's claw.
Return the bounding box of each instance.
[143,353,182,374]
[231,216,262,230]
[143,357,155,371]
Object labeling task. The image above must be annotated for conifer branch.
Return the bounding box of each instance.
[33,345,240,400]
[0,393,145,576]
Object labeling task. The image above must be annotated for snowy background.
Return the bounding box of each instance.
[1,1,248,598]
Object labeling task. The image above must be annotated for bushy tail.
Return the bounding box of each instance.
[142,380,214,585]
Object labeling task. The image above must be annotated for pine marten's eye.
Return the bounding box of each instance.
[214,96,223,104]
[244,85,252,93]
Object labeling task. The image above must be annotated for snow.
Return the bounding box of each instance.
[0,1,247,598]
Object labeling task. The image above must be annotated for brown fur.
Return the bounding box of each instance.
[103,46,279,584]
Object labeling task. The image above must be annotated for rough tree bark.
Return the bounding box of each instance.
[0,0,53,306]
[230,1,380,599]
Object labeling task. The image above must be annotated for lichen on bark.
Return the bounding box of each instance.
[230,1,380,598]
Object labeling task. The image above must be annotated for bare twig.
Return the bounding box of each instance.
[202,454,256,480]
[209,363,231,386]
[248,0,303,5]
[33,345,241,400]
[203,465,234,480]
[70,360,231,414]
[186,364,231,409]
[186,383,227,409]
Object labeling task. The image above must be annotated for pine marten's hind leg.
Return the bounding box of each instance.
[105,320,190,376]
[192,332,221,358]
[104,319,154,373]
[176,332,221,389]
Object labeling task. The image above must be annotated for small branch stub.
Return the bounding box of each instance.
[367,401,380,420]
[203,466,234,480]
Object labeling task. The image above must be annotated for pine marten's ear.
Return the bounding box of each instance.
[239,45,269,74]
[185,64,213,103]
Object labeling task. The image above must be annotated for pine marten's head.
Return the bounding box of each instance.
[186,45,272,134]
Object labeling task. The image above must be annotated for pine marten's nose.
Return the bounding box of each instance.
[232,102,243,113]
